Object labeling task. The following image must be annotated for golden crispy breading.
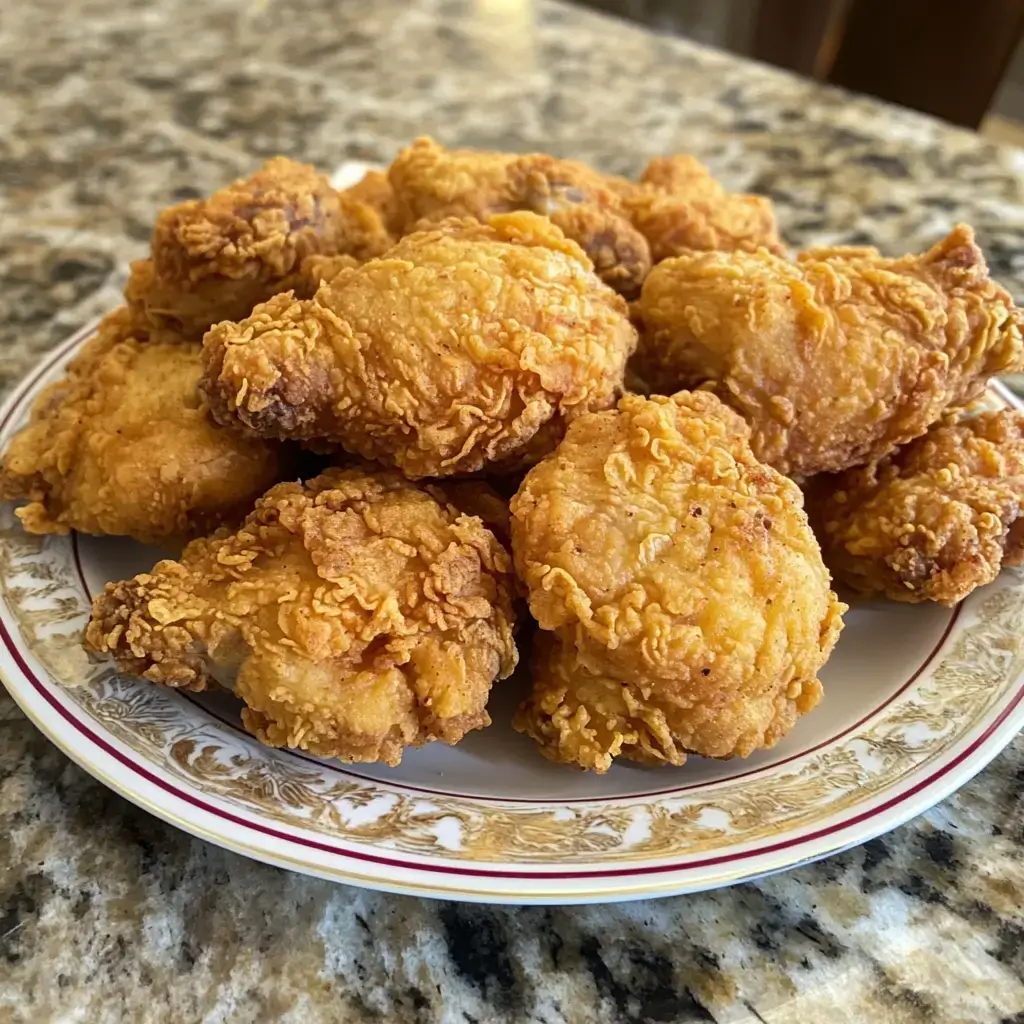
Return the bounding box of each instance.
[808,411,1024,605]
[298,252,362,290]
[63,305,151,369]
[432,481,513,549]
[519,633,705,771]
[387,137,651,297]
[201,212,637,479]
[0,310,280,544]
[388,138,511,225]
[341,169,398,231]
[510,391,844,772]
[85,468,519,765]
[544,202,650,301]
[125,157,391,339]
[638,225,1023,477]
[623,155,783,261]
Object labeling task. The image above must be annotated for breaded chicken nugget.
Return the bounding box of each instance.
[388,137,651,297]
[201,212,637,478]
[809,410,1024,605]
[638,225,1023,477]
[623,154,783,262]
[341,169,398,231]
[0,309,280,544]
[511,391,844,772]
[125,157,391,339]
[85,468,519,765]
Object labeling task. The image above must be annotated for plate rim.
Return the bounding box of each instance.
[1,318,1023,904]
[7,625,1022,903]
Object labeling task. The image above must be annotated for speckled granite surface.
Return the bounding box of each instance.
[1,0,1023,1021]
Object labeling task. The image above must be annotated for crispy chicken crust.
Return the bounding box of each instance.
[201,212,637,478]
[85,468,519,765]
[808,411,1024,605]
[638,224,1023,477]
[623,154,784,261]
[0,309,280,544]
[387,137,652,298]
[125,157,391,339]
[297,252,362,290]
[510,391,845,772]
[341,169,398,231]
[432,481,513,549]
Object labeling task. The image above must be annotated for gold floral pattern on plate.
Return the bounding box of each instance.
[2,501,1023,865]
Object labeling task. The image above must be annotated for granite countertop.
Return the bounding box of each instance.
[2,0,1024,1021]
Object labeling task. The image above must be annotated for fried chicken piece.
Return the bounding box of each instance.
[60,305,151,369]
[510,391,845,772]
[432,481,513,549]
[637,225,1023,478]
[341,169,398,231]
[85,468,519,764]
[125,157,392,339]
[808,410,1024,605]
[388,138,512,225]
[623,155,783,262]
[387,136,651,297]
[202,212,637,479]
[0,310,280,544]
[521,633,704,770]
[298,252,362,290]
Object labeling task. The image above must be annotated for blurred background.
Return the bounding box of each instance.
[575,0,1024,143]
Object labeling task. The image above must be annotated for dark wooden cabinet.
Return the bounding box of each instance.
[754,0,1024,128]
[574,0,1024,129]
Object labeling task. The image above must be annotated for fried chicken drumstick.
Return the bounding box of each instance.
[201,212,637,478]
[86,468,519,764]
[510,391,845,772]
[638,224,1023,477]
[0,309,280,544]
[808,410,1024,605]
[125,157,392,339]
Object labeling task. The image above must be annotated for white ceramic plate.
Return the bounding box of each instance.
[4,205,1024,905]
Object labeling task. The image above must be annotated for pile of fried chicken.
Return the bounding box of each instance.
[3,137,1022,772]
